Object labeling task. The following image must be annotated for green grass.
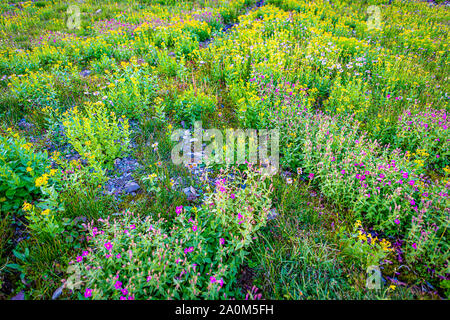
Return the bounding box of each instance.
[247,178,418,299]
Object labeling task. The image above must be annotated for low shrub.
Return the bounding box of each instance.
[103,59,158,118]
[172,87,217,125]
[0,130,52,213]
[70,166,272,299]
[62,101,130,169]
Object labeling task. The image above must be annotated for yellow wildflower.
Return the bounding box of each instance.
[22,202,32,211]
[35,173,49,187]
[22,143,33,150]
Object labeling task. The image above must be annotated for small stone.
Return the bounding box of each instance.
[124,181,140,194]
[52,285,64,300]
[183,186,199,201]
[11,291,25,300]
[268,208,279,221]
[80,69,92,77]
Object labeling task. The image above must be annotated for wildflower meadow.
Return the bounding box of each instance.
[0,0,448,303]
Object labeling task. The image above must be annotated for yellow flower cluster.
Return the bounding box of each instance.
[355,220,394,252]
[35,173,49,187]
[22,201,33,211]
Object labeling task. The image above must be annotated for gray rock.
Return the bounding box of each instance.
[80,69,92,77]
[18,118,33,130]
[11,291,25,300]
[52,285,64,300]
[124,181,140,194]
[267,208,279,221]
[183,186,199,201]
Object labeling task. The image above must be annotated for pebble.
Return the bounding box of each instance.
[52,285,64,300]
[11,291,25,300]
[267,208,279,221]
[183,186,199,201]
[80,69,92,77]
[124,181,140,193]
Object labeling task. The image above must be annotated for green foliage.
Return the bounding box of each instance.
[7,71,58,109]
[89,54,118,74]
[104,60,158,118]
[338,221,391,270]
[50,155,111,220]
[0,213,13,266]
[62,101,130,169]
[0,131,51,213]
[173,87,217,125]
[71,166,272,299]
[396,108,449,173]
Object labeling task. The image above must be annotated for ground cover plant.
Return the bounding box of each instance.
[0,0,448,301]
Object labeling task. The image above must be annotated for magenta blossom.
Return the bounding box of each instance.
[114,281,122,290]
[84,288,92,298]
[104,241,113,251]
[184,247,194,254]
